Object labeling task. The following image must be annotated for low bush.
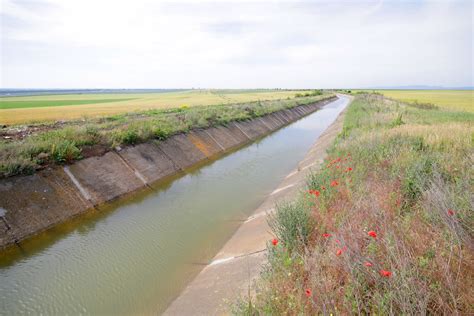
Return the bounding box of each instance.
[51,140,81,163]
[268,200,315,253]
[295,90,323,98]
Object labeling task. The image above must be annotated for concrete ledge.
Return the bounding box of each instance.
[222,124,251,146]
[67,151,145,205]
[187,130,223,158]
[273,111,290,124]
[259,116,279,131]
[166,251,266,316]
[266,113,285,127]
[158,134,208,170]
[233,120,270,140]
[204,126,242,151]
[0,168,91,244]
[118,143,180,184]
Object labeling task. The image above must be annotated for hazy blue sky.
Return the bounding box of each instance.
[1,0,472,88]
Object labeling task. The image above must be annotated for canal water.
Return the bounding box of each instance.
[0,96,349,315]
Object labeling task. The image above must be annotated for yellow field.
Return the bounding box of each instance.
[0,89,308,125]
[371,90,473,112]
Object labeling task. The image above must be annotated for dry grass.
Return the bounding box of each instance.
[365,90,473,112]
[234,94,474,315]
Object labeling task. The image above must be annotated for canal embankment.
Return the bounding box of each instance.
[0,96,337,250]
[164,94,351,315]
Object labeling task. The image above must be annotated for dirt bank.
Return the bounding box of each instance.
[0,96,337,251]
[164,95,351,315]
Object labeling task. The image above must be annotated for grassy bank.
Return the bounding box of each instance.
[234,94,473,314]
[0,93,332,178]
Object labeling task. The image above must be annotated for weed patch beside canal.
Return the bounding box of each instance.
[233,94,473,315]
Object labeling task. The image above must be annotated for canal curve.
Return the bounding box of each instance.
[0,96,349,314]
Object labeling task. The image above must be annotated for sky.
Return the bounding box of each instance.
[0,0,472,89]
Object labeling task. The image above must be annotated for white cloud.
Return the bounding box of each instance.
[1,0,472,88]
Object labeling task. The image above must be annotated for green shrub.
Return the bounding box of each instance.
[0,157,37,177]
[390,113,404,127]
[153,127,169,140]
[268,201,315,253]
[51,140,81,163]
[295,90,322,98]
[120,129,140,145]
[401,153,437,208]
[409,101,438,110]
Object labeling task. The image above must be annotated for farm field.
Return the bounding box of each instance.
[0,89,308,125]
[367,90,473,112]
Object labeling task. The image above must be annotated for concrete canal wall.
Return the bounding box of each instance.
[0,96,337,250]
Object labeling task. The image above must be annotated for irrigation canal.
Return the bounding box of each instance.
[0,96,349,314]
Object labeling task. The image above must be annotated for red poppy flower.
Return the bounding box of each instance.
[336,157,341,162]
[335,239,341,244]
[346,167,353,172]
[380,270,392,278]
[272,238,278,246]
[330,180,339,187]
[336,165,340,169]
[321,186,326,190]
[336,249,343,256]
[308,190,320,197]
[322,233,331,238]
[368,231,377,238]
[305,288,312,297]
[447,209,455,216]
[364,261,373,267]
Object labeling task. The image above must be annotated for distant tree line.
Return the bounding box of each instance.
[295,90,323,98]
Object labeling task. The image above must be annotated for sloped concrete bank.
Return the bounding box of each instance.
[0,96,337,250]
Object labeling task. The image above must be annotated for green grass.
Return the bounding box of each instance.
[0,98,137,110]
[234,93,473,315]
[0,93,333,178]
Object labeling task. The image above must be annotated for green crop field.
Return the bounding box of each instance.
[0,98,137,110]
[364,90,473,112]
[0,89,311,125]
